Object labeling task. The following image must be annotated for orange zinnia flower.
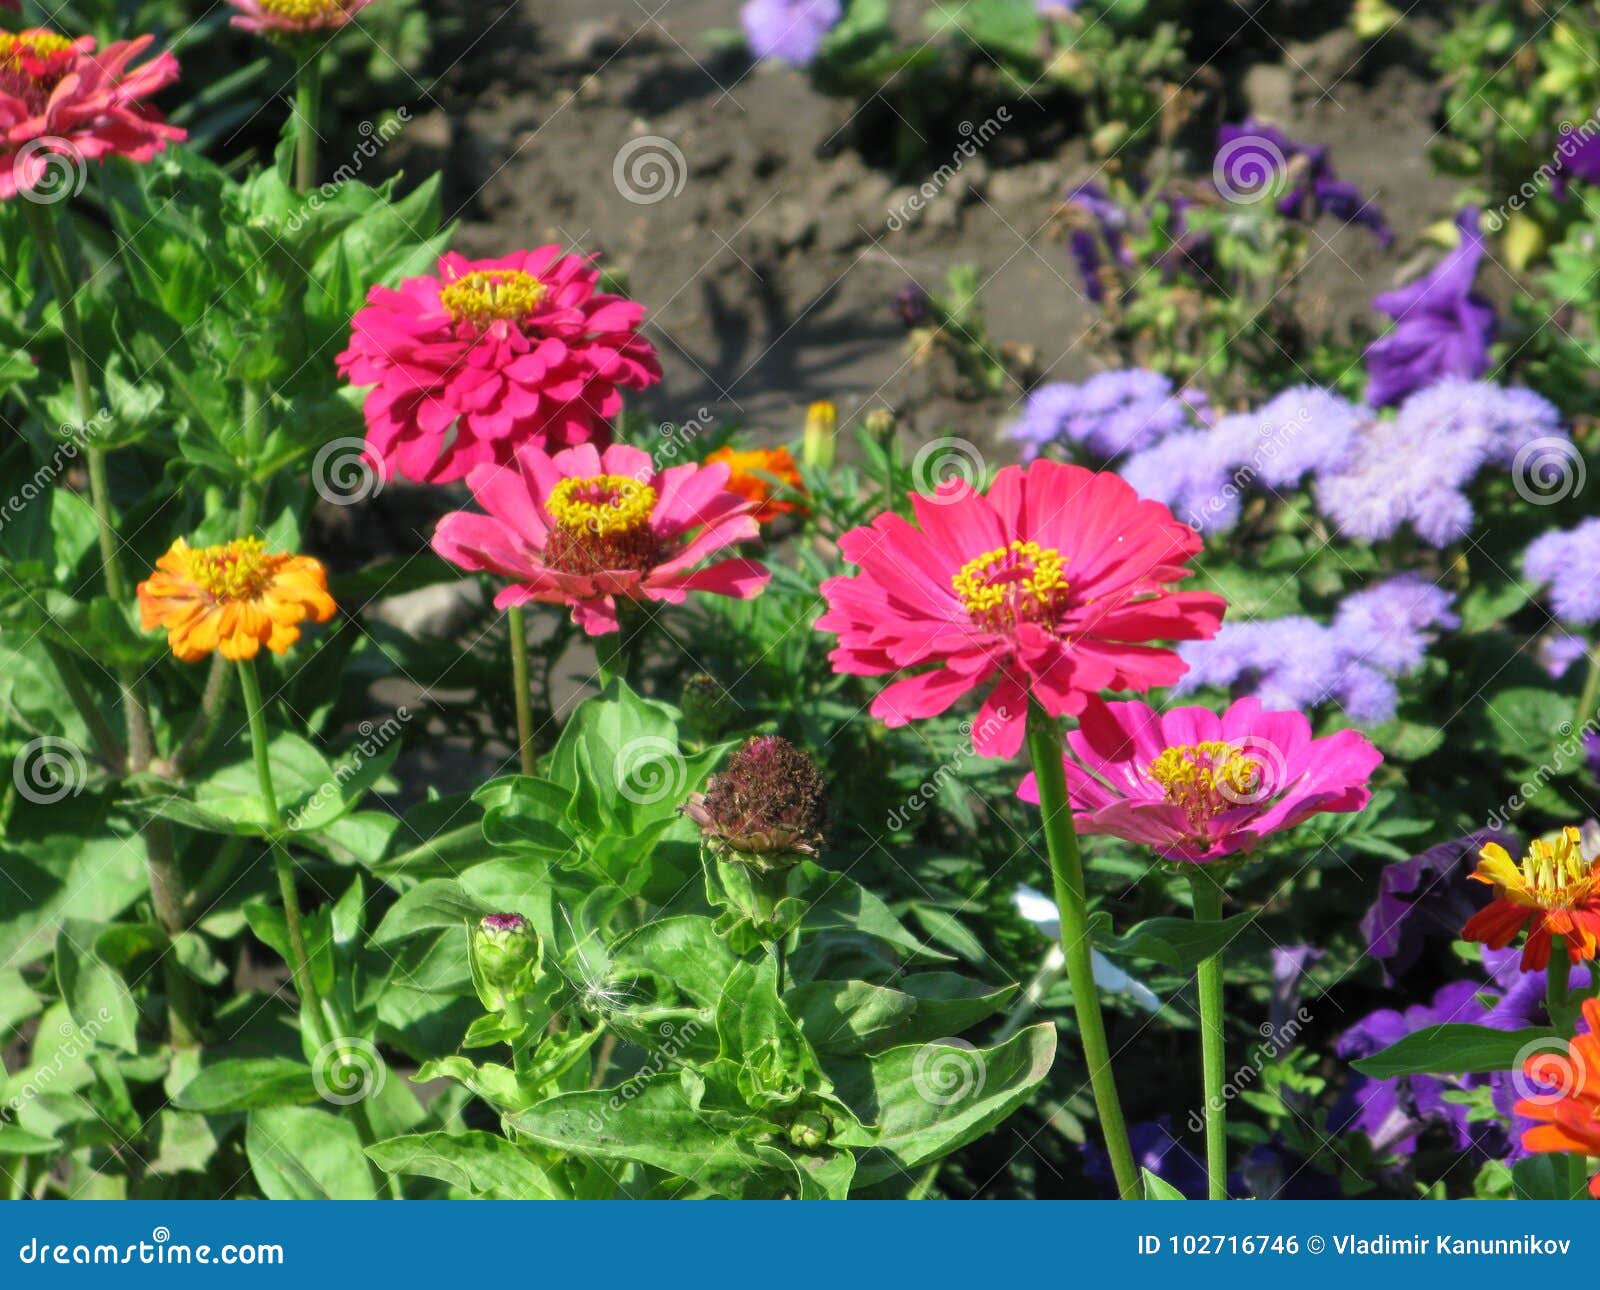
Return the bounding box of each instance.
[137,537,336,662]
[704,445,807,523]
[1462,828,1600,971]
[1514,996,1600,1198]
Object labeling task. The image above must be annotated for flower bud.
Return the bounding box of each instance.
[786,1109,830,1150]
[683,735,827,873]
[863,407,896,447]
[682,672,732,739]
[801,401,837,470]
[892,282,931,330]
[470,913,543,1011]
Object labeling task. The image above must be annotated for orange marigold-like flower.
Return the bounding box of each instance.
[1513,995,1600,1198]
[137,537,336,663]
[1462,827,1600,972]
[704,445,807,522]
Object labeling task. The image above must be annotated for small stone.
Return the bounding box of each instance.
[367,579,485,639]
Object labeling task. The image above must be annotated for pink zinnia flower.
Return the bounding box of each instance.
[1018,696,1382,862]
[431,441,770,635]
[337,248,663,485]
[0,30,184,201]
[815,461,1226,758]
[226,0,376,36]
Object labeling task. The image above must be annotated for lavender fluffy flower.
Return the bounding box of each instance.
[1316,380,1564,546]
[1119,433,1240,534]
[741,0,842,65]
[1541,633,1590,679]
[1008,369,1200,460]
[1524,518,1600,626]
[1332,574,1461,674]
[1363,208,1495,407]
[1216,120,1393,245]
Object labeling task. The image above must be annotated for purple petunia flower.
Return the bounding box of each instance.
[1359,831,1505,983]
[1008,369,1202,461]
[1215,120,1393,245]
[1080,1116,1207,1199]
[1362,208,1495,407]
[1062,183,1134,304]
[1524,518,1600,626]
[1551,126,1600,198]
[740,0,842,66]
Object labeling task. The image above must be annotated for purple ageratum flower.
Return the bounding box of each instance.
[1541,632,1589,679]
[1316,380,1564,546]
[1524,518,1600,626]
[1332,573,1460,675]
[740,0,842,66]
[1359,831,1505,983]
[1216,120,1393,246]
[1008,369,1201,461]
[1119,433,1241,534]
[1362,208,1495,407]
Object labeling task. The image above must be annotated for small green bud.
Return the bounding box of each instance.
[786,1110,830,1150]
[470,913,543,1011]
[682,673,732,739]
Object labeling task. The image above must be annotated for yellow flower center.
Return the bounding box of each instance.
[542,474,660,574]
[1147,741,1264,832]
[257,0,350,22]
[0,31,75,64]
[1486,828,1599,911]
[0,31,75,102]
[951,540,1069,632]
[439,269,547,327]
[187,538,274,603]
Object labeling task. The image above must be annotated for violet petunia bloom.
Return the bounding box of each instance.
[1080,1116,1207,1199]
[1062,183,1134,304]
[1216,121,1393,245]
[740,0,842,66]
[1359,831,1506,983]
[1362,208,1495,407]
[1551,127,1600,198]
[1017,696,1381,863]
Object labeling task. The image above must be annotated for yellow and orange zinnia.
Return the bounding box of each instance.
[1514,996,1600,1198]
[705,445,807,523]
[137,537,336,663]
[1462,827,1600,972]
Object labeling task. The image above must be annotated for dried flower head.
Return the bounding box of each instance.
[684,735,827,869]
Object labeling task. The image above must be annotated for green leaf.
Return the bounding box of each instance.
[173,1059,318,1113]
[54,920,139,1054]
[609,915,738,1010]
[246,1106,377,1199]
[1143,1168,1187,1199]
[366,1130,563,1199]
[372,879,484,946]
[794,862,942,960]
[1351,1025,1556,1079]
[1096,911,1260,972]
[789,974,1016,1055]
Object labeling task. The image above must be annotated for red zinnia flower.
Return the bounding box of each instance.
[1017,697,1381,863]
[337,248,662,485]
[1462,828,1600,972]
[1513,996,1600,1198]
[226,0,376,36]
[431,441,769,635]
[0,30,184,201]
[815,460,1225,758]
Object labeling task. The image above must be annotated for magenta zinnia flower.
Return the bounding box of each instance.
[815,461,1226,759]
[337,248,663,485]
[0,30,184,201]
[226,0,376,36]
[1018,696,1382,862]
[431,441,770,635]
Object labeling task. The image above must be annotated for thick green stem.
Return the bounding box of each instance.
[1189,870,1228,1200]
[293,56,323,193]
[507,606,536,775]
[1024,699,1139,1200]
[1548,938,1577,1035]
[596,606,638,689]
[503,997,534,1082]
[1577,650,1600,736]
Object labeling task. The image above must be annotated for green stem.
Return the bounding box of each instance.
[774,939,787,995]
[503,996,534,1081]
[1548,937,1577,1034]
[1577,649,1600,736]
[1189,870,1228,1200]
[507,606,535,776]
[597,606,637,689]
[1023,699,1139,1200]
[293,56,323,193]
[40,639,123,770]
